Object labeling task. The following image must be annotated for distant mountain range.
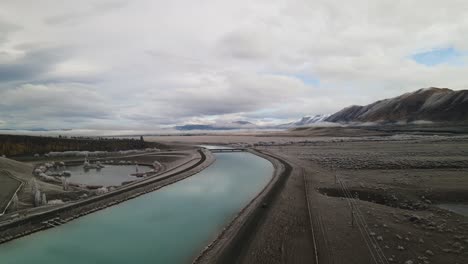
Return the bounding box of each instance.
[174,87,468,131]
[174,115,329,131]
[277,114,330,128]
[175,121,256,131]
[326,87,468,123]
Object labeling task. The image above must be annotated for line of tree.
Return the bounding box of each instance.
[0,134,164,156]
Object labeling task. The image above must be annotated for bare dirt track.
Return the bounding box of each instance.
[228,151,316,264]
[194,150,317,264]
[153,133,468,264]
[2,131,468,263]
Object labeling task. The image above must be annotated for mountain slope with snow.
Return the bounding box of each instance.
[278,114,331,128]
[326,88,468,123]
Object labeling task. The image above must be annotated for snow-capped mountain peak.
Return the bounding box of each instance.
[278,114,331,128]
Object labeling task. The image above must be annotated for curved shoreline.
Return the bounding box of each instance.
[193,149,292,264]
[0,149,215,245]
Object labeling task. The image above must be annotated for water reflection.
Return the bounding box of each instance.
[54,165,150,186]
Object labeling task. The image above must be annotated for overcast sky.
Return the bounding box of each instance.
[1,0,468,130]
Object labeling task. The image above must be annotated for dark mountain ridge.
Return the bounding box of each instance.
[326,87,468,123]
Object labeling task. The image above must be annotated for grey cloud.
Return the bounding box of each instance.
[0,47,71,84]
[93,1,128,12]
[124,72,313,122]
[1,0,468,130]
[44,0,128,25]
[0,19,20,44]
[0,83,114,129]
[0,63,43,83]
[218,30,272,60]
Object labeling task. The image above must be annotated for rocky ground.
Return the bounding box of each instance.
[277,138,468,264]
[3,132,467,264]
[258,137,468,264]
[153,133,468,264]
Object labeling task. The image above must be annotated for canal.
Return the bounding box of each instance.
[0,152,273,264]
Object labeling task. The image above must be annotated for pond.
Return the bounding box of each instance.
[52,164,152,186]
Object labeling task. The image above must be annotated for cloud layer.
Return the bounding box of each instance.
[1,0,468,129]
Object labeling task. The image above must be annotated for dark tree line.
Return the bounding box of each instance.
[0,135,164,156]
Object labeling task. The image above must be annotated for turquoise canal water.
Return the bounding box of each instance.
[0,152,273,264]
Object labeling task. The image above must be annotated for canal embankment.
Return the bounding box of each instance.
[0,148,275,264]
[0,149,215,245]
[193,149,293,264]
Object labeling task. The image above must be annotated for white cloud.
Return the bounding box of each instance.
[0,0,468,129]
